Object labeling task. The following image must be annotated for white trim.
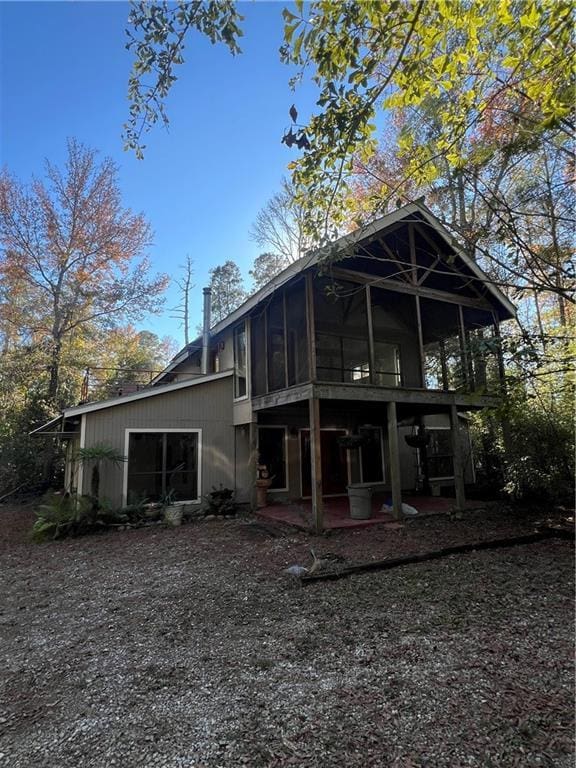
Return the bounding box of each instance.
[29,414,63,435]
[122,428,202,507]
[359,426,386,484]
[62,370,233,418]
[298,427,350,499]
[76,415,86,495]
[233,321,249,402]
[257,425,289,492]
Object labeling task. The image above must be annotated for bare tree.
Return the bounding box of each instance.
[250,179,312,263]
[171,254,195,345]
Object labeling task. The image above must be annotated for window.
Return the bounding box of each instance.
[359,427,385,483]
[234,323,247,398]
[373,342,401,386]
[427,428,454,479]
[258,426,287,490]
[267,294,286,391]
[250,310,267,396]
[126,430,200,503]
[316,334,371,383]
[352,362,370,382]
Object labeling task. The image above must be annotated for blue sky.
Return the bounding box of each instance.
[0,1,317,346]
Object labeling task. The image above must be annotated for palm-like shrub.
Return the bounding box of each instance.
[75,444,126,504]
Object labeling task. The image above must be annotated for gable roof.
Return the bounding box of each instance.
[32,371,233,429]
[155,200,515,384]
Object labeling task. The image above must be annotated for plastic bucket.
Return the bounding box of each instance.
[347,486,372,519]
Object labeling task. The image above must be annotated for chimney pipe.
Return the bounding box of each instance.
[201,287,212,374]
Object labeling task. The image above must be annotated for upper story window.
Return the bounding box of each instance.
[233,322,247,398]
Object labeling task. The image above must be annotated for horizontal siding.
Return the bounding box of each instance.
[82,377,234,507]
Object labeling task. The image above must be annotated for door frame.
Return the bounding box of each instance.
[298,427,351,499]
[358,426,386,485]
[257,424,289,492]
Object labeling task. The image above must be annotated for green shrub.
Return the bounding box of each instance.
[202,486,238,517]
[31,492,92,542]
[470,386,574,506]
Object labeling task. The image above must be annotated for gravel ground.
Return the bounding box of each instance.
[1,502,574,768]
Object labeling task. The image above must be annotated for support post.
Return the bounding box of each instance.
[458,304,471,390]
[248,421,258,510]
[493,319,506,391]
[366,284,376,385]
[449,404,466,511]
[439,339,449,390]
[386,401,402,519]
[415,295,426,387]
[408,223,418,285]
[305,272,317,382]
[309,397,324,533]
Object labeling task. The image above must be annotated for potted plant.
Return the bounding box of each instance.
[161,489,183,527]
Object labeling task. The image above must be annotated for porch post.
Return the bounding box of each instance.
[493,318,506,390]
[366,284,376,385]
[386,401,403,519]
[449,404,466,511]
[415,295,426,387]
[248,421,258,510]
[458,304,472,390]
[309,397,324,533]
[305,272,317,382]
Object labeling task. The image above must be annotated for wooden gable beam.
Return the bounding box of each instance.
[370,237,414,284]
[329,266,494,311]
[413,222,486,301]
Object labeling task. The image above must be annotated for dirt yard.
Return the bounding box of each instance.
[1,502,574,767]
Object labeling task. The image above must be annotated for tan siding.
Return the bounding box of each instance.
[82,377,234,506]
[173,359,202,382]
[214,328,234,371]
[233,425,252,503]
[233,399,253,425]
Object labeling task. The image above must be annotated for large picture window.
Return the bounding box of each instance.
[126,430,200,503]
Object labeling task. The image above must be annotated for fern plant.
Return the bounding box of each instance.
[31,492,92,542]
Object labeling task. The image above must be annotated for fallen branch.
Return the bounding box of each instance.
[301,529,572,584]
[0,482,29,504]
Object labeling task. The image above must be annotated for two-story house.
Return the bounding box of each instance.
[33,201,515,530]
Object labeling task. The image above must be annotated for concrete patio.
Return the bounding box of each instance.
[255,493,482,531]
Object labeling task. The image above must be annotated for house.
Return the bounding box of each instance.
[32,201,515,530]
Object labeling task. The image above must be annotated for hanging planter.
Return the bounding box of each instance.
[405,433,431,449]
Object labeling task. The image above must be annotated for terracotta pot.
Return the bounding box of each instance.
[255,478,272,508]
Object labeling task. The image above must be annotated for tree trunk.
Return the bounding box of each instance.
[47,341,62,406]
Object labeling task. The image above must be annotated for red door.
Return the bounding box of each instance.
[300,430,348,497]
